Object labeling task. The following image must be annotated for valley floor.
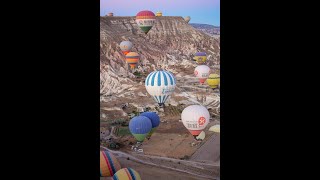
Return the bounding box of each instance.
[100,133,220,180]
[100,74,220,179]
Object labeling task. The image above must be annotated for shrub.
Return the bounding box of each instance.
[181,155,189,160]
[133,72,141,77]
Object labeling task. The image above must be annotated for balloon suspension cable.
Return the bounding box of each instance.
[136,141,142,147]
[158,103,165,112]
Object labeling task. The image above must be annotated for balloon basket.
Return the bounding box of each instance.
[131,142,144,153]
[158,103,165,109]
[190,140,202,147]
[131,146,144,153]
[191,136,203,147]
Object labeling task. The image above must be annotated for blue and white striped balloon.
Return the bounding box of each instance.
[145,70,176,105]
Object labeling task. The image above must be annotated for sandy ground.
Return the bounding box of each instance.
[106,120,219,159]
[142,133,199,159]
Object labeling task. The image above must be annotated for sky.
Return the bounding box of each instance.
[100,0,220,26]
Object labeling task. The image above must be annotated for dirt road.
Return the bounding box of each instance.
[190,133,220,163]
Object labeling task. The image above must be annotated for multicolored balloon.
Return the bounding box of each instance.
[156,11,162,17]
[129,116,152,142]
[100,151,121,177]
[194,65,210,84]
[184,16,191,23]
[112,168,141,180]
[140,112,160,139]
[136,10,156,34]
[193,52,207,64]
[125,52,139,69]
[145,70,176,106]
[206,74,220,89]
[119,41,133,55]
[181,105,210,138]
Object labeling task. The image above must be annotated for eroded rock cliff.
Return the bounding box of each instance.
[100,16,220,96]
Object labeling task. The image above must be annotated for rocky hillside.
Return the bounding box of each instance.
[190,23,220,36]
[100,16,220,97]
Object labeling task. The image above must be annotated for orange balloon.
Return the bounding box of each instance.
[125,52,139,69]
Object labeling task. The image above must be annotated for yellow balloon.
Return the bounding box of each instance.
[209,125,220,133]
[207,74,220,89]
[193,52,207,64]
[156,11,162,17]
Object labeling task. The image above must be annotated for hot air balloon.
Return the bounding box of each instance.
[145,70,176,106]
[140,112,160,139]
[193,52,207,64]
[209,124,220,133]
[196,131,206,141]
[136,10,156,34]
[100,151,121,177]
[107,13,114,17]
[181,105,210,138]
[125,52,139,69]
[112,168,141,180]
[184,16,191,23]
[129,116,152,142]
[119,41,133,55]
[194,65,210,84]
[207,74,220,89]
[156,11,162,17]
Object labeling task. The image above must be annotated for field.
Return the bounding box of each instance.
[115,126,131,136]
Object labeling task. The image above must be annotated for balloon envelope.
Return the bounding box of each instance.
[129,116,152,142]
[194,65,210,84]
[207,74,220,89]
[112,168,141,180]
[193,52,207,64]
[140,112,160,128]
[125,52,139,69]
[145,70,176,105]
[136,10,156,34]
[156,11,162,17]
[140,112,160,138]
[181,105,210,136]
[120,41,133,55]
[209,124,220,133]
[196,131,206,140]
[100,151,121,177]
